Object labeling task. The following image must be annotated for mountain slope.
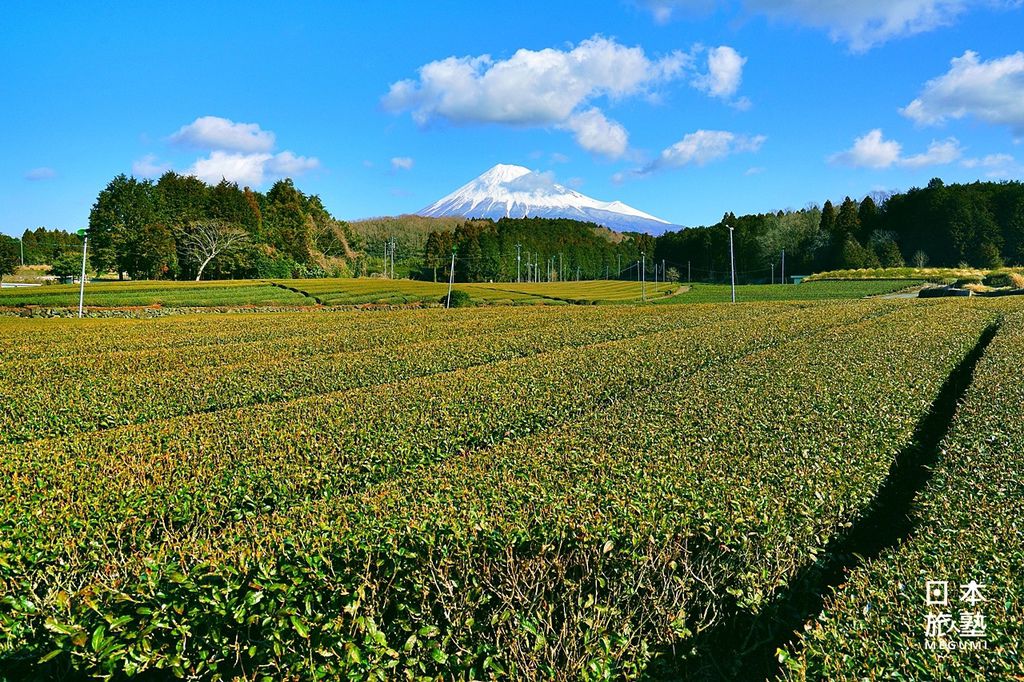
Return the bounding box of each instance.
[418,164,674,234]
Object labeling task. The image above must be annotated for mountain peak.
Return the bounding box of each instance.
[418,164,674,234]
[480,163,532,181]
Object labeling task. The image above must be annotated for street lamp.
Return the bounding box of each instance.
[728,224,736,303]
[76,229,88,318]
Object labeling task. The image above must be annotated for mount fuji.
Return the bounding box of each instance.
[418,164,675,234]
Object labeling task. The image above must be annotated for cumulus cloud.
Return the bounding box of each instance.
[151,116,319,186]
[692,46,747,98]
[962,153,1022,177]
[617,130,765,180]
[828,129,903,168]
[383,35,745,158]
[962,153,1014,169]
[829,129,963,168]
[24,167,56,181]
[642,1,1013,51]
[901,137,963,167]
[132,154,171,178]
[503,170,559,193]
[391,156,415,171]
[266,151,320,176]
[170,115,276,152]
[383,36,687,125]
[562,108,630,158]
[646,130,766,172]
[901,50,1024,136]
[187,151,319,186]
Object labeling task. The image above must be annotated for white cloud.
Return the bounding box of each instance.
[692,46,747,98]
[829,129,903,168]
[390,156,415,171]
[745,166,765,175]
[170,115,276,152]
[503,170,559,192]
[642,1,1014,52]
[562,108,630,158]
[622,130,765,179]
[550,152,570,163]
[24,167,56,181]
[962,153,1022,177]
[746,0,982,52]
[640,0,717,23]
[901,50,1024,136]
[383,36,687,126]
[157,116,318,186]
[382,35,735,157]
[901,137,963,167]
[649,130,765,171]
[132,154,171,178]
[188,151,319,186]
[962,152,1014,168]
[829,129,963,168]
[266,151,320,176]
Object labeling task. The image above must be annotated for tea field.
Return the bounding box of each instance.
[0,278,916,313]
[1,298,1021,679]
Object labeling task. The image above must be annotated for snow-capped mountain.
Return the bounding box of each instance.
[418,164,674,234]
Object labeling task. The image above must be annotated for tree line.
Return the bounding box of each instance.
[86,172,355,280]
[422,217,653,283]
[656,178,1024,282]
[5,176,1022,283]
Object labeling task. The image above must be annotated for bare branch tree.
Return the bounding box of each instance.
[181,220,249,281]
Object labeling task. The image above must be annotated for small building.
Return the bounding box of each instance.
[790,275,809,284]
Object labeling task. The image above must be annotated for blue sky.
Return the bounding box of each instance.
[2,1,1023,236]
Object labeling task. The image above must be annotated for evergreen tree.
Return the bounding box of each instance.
[857,196,879,241]
[870,231,905,268]
[819,200,837,236]
[0,235,19,277]
[88,174,159,278]
[835,197,860,241]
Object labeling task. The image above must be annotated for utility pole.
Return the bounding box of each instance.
[576,265,580,281]
[383,242,388,278]
[446,249,456,308]
[19,238,24,267]
[617,254,621,278]
[558,252,563,282]
[688,260,691,283]
[390,237,396,279]
[728,224,736,303]
[781,248,786,285]
[641,252,646,302]
[516,243,521,283]
[771,262,775,285]
[76,229,88,318]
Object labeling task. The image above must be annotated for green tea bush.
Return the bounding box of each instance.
[783,305,1024,680]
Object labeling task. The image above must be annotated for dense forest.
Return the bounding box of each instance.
[83,173,356,280]
[3,176,1022,283]
[422,218,650,283]
[657,178,1024,282]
